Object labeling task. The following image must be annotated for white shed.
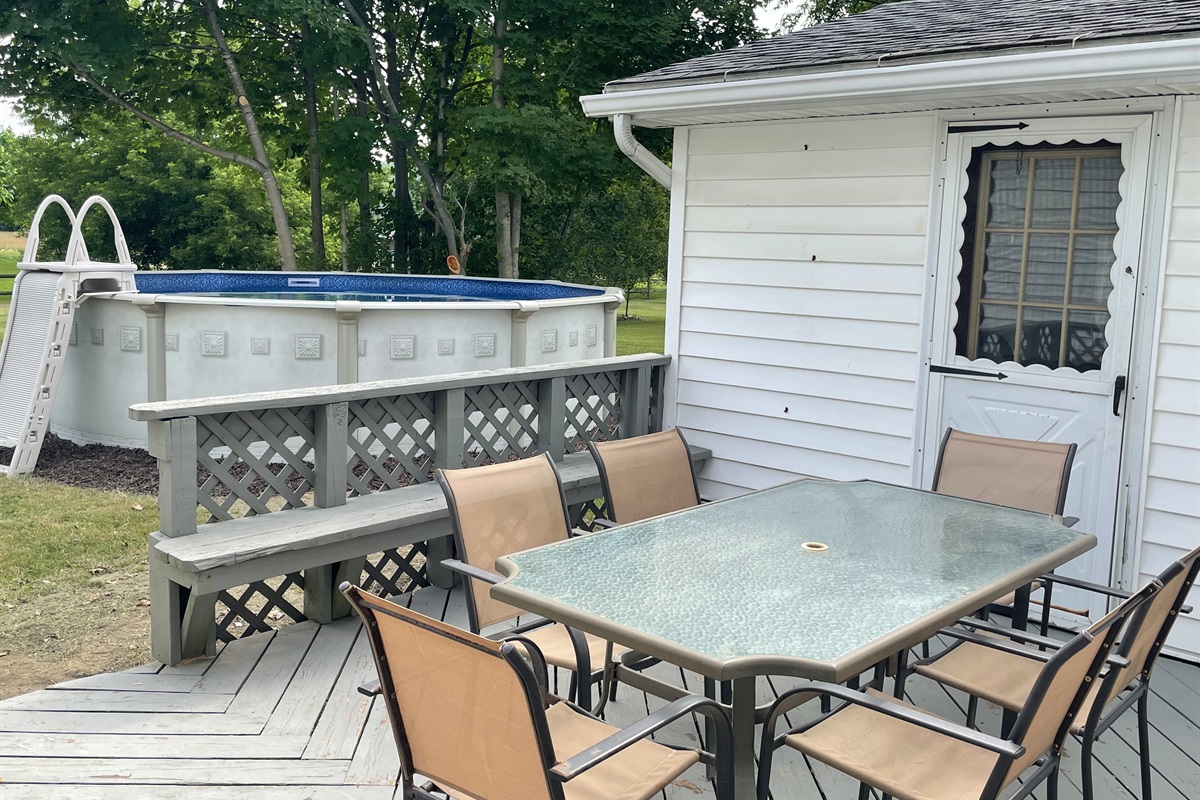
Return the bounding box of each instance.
[581,0,1200,660]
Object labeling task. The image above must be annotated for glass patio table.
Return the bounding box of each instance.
[491,479,1096,798]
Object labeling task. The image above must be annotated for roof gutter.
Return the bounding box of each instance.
[613,113,672,189]
[580,38,1199,123]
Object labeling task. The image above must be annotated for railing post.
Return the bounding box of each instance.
[428,387,466,587]
[537,376,567,460]
[649,362,667,432]
[335,301,361,384]
[148,417,198,538]
[306,401,352,622]
[313,402,349,509]
[133,296,167,402]
[147,415,202,665]
[623,365,652,438]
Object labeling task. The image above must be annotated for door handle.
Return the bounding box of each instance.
[1113,375,1127,416]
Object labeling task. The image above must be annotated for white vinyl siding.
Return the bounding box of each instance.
[673,115,935,497]
[1139,97,1200,658]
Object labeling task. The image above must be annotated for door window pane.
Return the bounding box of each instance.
[958,144,1122,372]
[977,304,1016,363]
[1020,307,1063,368]
[987,159,1027,227]
[1031,158,1077,229]
[1071,233,1116,305]
[1066,311,1109,371]
[982,233,1022,300]
[1077,157,1122,230]
[1025,233,1068,303]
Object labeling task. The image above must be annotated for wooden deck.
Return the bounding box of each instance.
[2,586,1197,799]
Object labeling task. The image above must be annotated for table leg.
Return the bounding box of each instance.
[730,676,757,800]
[1002,584,1034,734]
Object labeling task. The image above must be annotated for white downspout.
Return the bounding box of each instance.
[613,113,672,189]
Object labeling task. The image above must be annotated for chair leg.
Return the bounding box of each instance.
[966,695,980,728]
[1138,691,1153,800]
[1047,763,1060,800]
[857,782,871,800]
[1081,735,1097,800]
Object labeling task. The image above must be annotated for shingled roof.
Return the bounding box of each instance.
[606,0,1200,90]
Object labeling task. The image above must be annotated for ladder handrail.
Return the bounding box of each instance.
[21,194,85,266]
[65,195,133,267]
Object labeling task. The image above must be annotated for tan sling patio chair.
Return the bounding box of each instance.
[932,427,1080,630]
[932,427,1077,517]
[755,579,1159,800]
[342,583,734,800]
[587,428,701,526]
[435,453,629,712]
[910,545,1199,800]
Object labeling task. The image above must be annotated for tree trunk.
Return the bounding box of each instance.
[200,0,296,271]
[491,0,519,278]
[302,20,325,270]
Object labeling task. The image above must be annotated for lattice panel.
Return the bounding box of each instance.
[571,498,610,532]
[463,381,540,466]
[346,393,437,496]
[195,407,317,523]
[360,544,431,597]
[564,370,623,452]
[216,573,307,643]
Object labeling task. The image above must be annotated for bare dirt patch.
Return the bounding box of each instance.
[0,561,152,700]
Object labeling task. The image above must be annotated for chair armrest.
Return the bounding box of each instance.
[550,694,730,781]
[591,518,618,529]
[1037,572,1131,599]
[950,618,1067,651]
[939,621,1131,671]
[441,558,503,585]
[1062,516,1080,528]
[357,679,381,697]
[765,683,1025,760]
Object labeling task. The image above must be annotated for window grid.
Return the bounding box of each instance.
[966,148,1120,370]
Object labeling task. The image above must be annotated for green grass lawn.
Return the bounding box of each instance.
[615,285,668,356]
[0,248,16,334]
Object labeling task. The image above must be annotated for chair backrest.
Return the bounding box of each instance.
[437,453,573,631]
[1093,545,1200,710]
[344,584,561,800]
[931,428,1077,515]
[588,429,700,524]
[996,580,1159,790]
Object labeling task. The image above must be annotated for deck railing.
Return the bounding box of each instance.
[130,354,669,645]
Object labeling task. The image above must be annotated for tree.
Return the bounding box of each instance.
[5,114,298,268]
[772,0,895,27]
[0,0,320,269]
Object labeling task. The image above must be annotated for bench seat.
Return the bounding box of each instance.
[148,446,710,665]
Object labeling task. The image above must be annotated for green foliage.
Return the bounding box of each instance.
[797,0,896,24]
[1,1,773,279]
[6,115,299,269]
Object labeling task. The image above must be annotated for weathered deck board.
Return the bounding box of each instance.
[0,585,1195,799]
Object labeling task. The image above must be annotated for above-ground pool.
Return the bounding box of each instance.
[54,270,621,447]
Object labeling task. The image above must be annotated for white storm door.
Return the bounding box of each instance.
[923,115,1155,625]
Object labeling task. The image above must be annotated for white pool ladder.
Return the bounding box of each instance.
[0,195,137,476]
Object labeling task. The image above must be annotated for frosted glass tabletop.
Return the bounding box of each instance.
[492,479,1095,681]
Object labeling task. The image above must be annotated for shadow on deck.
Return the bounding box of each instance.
[1,585,1197,799]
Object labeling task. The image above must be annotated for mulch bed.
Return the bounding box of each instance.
[1,434,160,494]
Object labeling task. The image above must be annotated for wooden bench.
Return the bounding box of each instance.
[149,445,710,664]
